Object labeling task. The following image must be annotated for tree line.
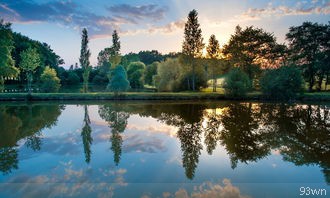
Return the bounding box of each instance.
[1,9,329,96]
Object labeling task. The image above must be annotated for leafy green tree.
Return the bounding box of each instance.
[144,61,159,86]
[206,34,221,92]
[127,61,146,89]
[120,53,140,69]
[260,65,303,100]
[40,66,61,92]
[107,65,129,94]
[11,32,63,83]
[286,22,329,91]
[223,68,251,97]
[182,9,205,91]
[155,58,181,91]
[138,50,164,65]
[223,25,286,82]
[79,28,91,93]
[0,20,19,91]
[19,47,40,94]
[67,71,80,85]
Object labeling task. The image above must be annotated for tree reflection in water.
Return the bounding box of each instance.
[0,102,328,184]
[0,104,63,174]
[81,105,92,164]
[99,104,129,166]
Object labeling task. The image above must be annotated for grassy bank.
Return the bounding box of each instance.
[0,92,329,101]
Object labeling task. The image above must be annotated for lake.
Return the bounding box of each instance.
[0,101,329,198]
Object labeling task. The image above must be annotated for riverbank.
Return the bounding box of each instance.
[0,92,330,101]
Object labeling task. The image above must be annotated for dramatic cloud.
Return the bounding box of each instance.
[0,0,169,38]
[107,4,168,24]
[240,1,330,20]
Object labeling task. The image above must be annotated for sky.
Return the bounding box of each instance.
[0,0,329,67]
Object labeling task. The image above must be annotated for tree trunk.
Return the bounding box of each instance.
[212,67,216,92]
[27,72,32,94]
[317,73,324,91]
[192,63,196,91]
[308,73,314,92]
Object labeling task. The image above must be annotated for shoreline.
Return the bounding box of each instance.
[0,92,329,102]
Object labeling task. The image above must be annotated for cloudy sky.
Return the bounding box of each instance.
[0,0,329,67]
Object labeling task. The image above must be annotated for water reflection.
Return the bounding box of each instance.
[81,105,92,164]
[0,102,329,186]
[99,103,130,166]
[0,104,63,174]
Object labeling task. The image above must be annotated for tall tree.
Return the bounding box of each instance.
[19,48,40,94]
[206,34,221,92]
[0,20,19,91]
[223,25,285,81]
[182,9,205,91]
[79,28,91,93]
[286,22,329,91]
[109,30,121,68]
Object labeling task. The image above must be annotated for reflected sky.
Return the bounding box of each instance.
[0,102,329,198]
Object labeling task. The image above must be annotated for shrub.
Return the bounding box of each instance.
[223,68,251,97]
[40,66,61,92]
[260,65,303,100]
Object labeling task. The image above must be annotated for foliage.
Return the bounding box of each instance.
[206,34,221,92]
[138,50,164,65]
[107,65,130,94]
[19,47,41,94]
[223,68,251,97]
[144,61,159,85]
[79,28,91,93]
[67,71,81,85]
[11,32,63,83]
[260,65,303,100]
[127,62,146,89]
[286,22,330,91]
[0,20,19,91]
[40,66,61,92]
[156,58,181,91]
[182,9,205,91]
[223,25,286,81]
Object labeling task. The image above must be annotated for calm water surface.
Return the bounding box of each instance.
[0,101,329,198]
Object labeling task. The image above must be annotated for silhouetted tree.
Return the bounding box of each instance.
[182,9,205,91]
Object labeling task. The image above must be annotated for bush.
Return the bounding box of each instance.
[260,65,303,100]
[40,66,61,92]
[223,68,251,97]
